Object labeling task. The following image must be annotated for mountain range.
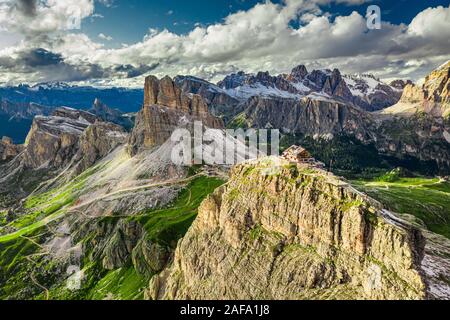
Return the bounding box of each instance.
[0,61,449,300]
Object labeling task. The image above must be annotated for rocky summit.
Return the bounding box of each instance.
[212,65,403,112]
[0,137,23,163]
[147,157,430,300]
[389,60,450,118]
[128,75,223,155]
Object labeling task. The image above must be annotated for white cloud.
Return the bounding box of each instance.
[0,0,449,86]
[98,33,113,41]
[409,5,450,40]
[0,0,95,37]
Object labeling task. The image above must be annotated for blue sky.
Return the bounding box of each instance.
[0,0,449,86]
[87,0,275,45]
[84,0,450,47]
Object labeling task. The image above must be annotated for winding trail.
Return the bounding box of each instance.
[0,173,206,243]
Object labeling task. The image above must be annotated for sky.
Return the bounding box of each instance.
[0,0,449,87]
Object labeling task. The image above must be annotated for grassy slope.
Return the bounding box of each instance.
[0,174,224,300]
[0,165,101,243]
[352,177,450,239]
[54,175,224,300]
[133,176,224,246]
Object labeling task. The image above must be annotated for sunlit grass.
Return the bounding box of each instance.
[352,177,450,239]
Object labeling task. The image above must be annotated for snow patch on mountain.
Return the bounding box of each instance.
[223,83,302,100]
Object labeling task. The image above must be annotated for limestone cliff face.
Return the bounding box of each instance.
[22,108,97,169]
[147,158,427,300]
[240,96,375,141]
[73,122,128,174]
[0,136,23,163]
[375,114,450,170]
[423,61,450,117]
[128,76,223,155]
[234,94,450,172]
[400,84,425,104]
[400,61,450,117]
[174,75,239,120]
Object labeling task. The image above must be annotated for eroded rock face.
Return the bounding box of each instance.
[129,75,223,155]
[375,114,450,170]
[73,218,171,275]
[73,121,128,174]
[399,61,450,117]
[147,158,427,300]
[233,93,450,172]
[423,61,450,116]
[175,75,239,117]
[239,96,374,140]
[88,98,134,130]
[400,84,426,104]
[0,136,23,162]
[22,108,97,169]
[216,66,402,112]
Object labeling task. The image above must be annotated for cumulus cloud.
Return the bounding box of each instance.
[0,46,159,82]
[0,0,94,37]
[0,0,449,86]
[81,1,449,84]
[98,33,113,41]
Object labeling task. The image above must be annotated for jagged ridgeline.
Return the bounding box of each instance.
[0,65,449,300]
[176,61,450,175]
[0,74,227,300]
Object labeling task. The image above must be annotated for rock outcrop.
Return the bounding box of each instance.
[235,96,374,141]
[397,61,450,117]
[17,107,127,171]
[422,60,450,116]
[390,79,414,90]
[22,108,97,169]
[175,75,239,120]
[88,98,134,130]
[73,121,128,174]
[400,84,426,104]
[214,65,402,112]
[147,157,427,300]
[128,76,223,156]
[0,136,23,163]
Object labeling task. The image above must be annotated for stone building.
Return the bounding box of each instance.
[281,145,321,165]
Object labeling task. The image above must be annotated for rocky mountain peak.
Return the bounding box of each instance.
[217,71,247,89]
[397,61,450,117]
[0,136,23,162]
[129,76,224,155]
[209,66,403,111]
[290,64,308,79]
[21,108,98,169]
[321,68,353,100]
[148,157,428,300]
[423,60,450,106]
[143,75,212,118]
[390,79,414,90]
[88,98,133,129]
